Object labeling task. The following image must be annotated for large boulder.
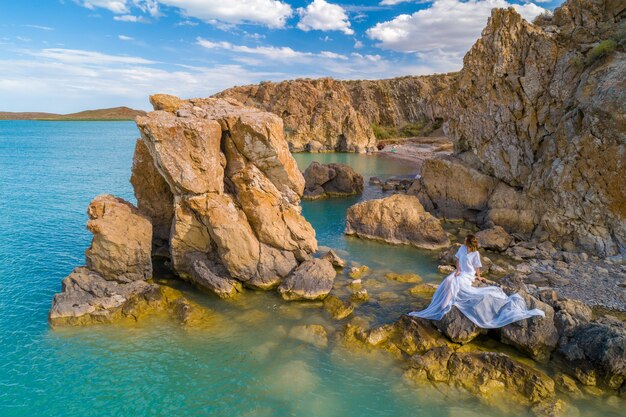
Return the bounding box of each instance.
[85,194,152,282]
[135,96,318,298]
[476,226,513,252]
[277,258,336,301]
[557,316,626,390]
[500,292,559,362]
[434,306,486,344]
[303,162,363,200]
[345,194,450,250]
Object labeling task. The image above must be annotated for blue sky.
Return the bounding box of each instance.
[0,0,564,112]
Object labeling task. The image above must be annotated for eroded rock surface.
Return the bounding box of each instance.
[345,194,450,250]
[303,162,364,200]
[135,96,320,298]
[85,194,152,282]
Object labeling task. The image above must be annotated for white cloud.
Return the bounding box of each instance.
[197,38,353,62]
[78,0,292,27]
[367,0,546,71]
[118,35,134,40]
[28,48,156,65]
[0,48,280,112]
[159,0,293,28]
[379,0,412,4]
[79,0,130,13]
[354,40,363,48]
[23,25,55,31]
[297,0,354,35]
[113,14,145,22]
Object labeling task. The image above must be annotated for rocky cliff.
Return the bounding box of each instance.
[218,0,624,257]
[412,0,625,256]
[216,74,455,152]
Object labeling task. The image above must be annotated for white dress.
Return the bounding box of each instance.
[409,245,545,328]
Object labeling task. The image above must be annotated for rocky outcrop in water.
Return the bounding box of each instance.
[50,194,178,326]
[133,95,321,296]
[303,162,364,200]
[345,194,450,250]
[412,0,625,256]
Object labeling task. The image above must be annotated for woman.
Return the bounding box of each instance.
[409,234,545,328]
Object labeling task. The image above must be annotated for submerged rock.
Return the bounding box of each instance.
[288,324,329,348]
[303,162,363,200]
[323,295,354,319]
[278,258,336,300]
[345,194,450,250]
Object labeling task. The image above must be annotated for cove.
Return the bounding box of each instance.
[0,121,622,417]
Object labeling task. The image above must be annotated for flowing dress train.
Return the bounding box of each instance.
[409,245,545,328]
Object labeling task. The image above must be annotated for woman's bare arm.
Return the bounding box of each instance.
[455,259,460,276]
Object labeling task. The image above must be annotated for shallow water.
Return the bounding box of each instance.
[0,121,622,416]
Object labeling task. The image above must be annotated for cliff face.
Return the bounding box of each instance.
[215,78,377,152]
[428,0,625,256]
[218,0,624,256]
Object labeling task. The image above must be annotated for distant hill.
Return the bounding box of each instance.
[0,106,146,121]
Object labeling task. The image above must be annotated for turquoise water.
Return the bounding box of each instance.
[0,121,620,417]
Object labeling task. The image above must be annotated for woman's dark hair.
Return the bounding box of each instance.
[465,234,479,252]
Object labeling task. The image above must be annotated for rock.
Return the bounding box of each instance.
[130,139,174,249]
[321,249,345,268]
[49,268,194,326]
[185,253,243,299]
[554,373,583,397]
[85,194,153,282]
[553,298,593,338]
[369,176,382,185]
[407,283,438,298]
[345,194,450,250]
[500,292,559,362]
[303,162,363,199]
[438,244,461,266]
[437,265,455,274]
[434,306,486,344]
[385,272,422,283]
[476,226,512,252]
[446,351,555,406]
[557,316,626,390]
[417,157,499,221]
[323,295,354,319]
[348,265,369,279]
[365,325,393,346]
[278,258,336,301]
[134,97,318,293]
[288,324,328,348]
[405,349,556,408]
[392,315,451,355]
[351,288,369,302]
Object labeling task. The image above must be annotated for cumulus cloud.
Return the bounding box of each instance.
[118,35,134,40]
[367,0,546,70]
[297,0,354,35]
[196,37,350,61]
[78,0,293,27]
[158,0,293,28]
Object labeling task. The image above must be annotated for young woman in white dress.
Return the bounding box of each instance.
[409,234,545,328]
